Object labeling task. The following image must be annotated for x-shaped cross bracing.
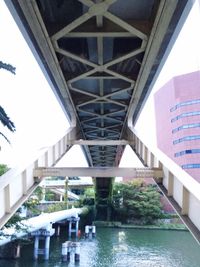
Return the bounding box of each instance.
[50,0,148,166]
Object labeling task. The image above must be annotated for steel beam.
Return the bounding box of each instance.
[71,139,133,146]
[34,167,163,178]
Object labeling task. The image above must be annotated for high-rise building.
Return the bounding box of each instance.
[154,70,200,182]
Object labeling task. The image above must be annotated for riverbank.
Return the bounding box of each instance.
[93,221,188,231]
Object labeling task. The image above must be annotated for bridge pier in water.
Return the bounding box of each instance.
[67,216,80,238]
[31,224,55,260]
[85,225,96,238]
[0,241,21,259]
[61,241,80,262]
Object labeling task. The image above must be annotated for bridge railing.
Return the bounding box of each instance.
[0,127,75,228]
[131,130,200,243]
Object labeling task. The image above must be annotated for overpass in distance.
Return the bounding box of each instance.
[1,0,200,243]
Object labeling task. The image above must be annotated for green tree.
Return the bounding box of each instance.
[0,61,16,143]
[0,164,9,176]
[0,106,15,143]
[84,187,95,198]
[112,180,162,224]
[0,61,16,74]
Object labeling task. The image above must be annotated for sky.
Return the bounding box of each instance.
[0,1,200,171]
[0,0,70,166]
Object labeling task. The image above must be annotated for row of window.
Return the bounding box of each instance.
[172,123,200,133]
[170,99,200,112]
[171,111,200,122]
[173,135,200,144]
[182,164,200,169]
[170,101,200,170]
[175,149,200,157]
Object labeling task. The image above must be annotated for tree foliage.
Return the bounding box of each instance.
[0,61,16,143]
[112,180,162,224]
[0,61,16,75]
[0,164,9,176]
[84,187,95,198]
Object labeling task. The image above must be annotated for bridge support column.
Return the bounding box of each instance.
[14,243,21,259]
[138,139,143,157]
[182,186,189,215]
[135,136,139,152]
[61,241,70,262]
[0,241,21,259]
[33,236,39,260]
[143,146,148,166]
[33,234,51,260]
[167,172,174,196]
[148,152,155,168]
[67,216,80,238]
[74,242,80,262]
[61,241,80,262]
[55,224,61,237]
[31,224,55,260]
[44,236,50,260]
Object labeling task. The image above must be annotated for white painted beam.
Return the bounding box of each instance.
[71,139,133,146]
[34,167,163,179]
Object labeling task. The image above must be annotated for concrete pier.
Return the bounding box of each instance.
[74,242,80,262]
[61,241,80,262]
[55,224,61,237]
[31,223,55,260]
[85,225,96,238]
[61,241,70,262]
[0,241,21,259]
[67,216,80,238]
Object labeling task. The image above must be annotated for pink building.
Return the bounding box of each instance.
[154,70,200,182]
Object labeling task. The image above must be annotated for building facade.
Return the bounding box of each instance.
[154,70,200,182]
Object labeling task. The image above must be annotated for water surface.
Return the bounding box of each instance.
[1,228,200,267]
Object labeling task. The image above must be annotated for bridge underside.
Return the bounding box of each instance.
[3,0,200,243]
[5,0,189,220]
[7,0,188,168]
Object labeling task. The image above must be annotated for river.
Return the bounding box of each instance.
[1,228,200,267]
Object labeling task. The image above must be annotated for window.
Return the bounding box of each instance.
[170,99,200,112]
[182,164,200,169]
[173,135,200,144]
[172,123,200,133]
[171,111,200,122]
[175,149,200,157]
